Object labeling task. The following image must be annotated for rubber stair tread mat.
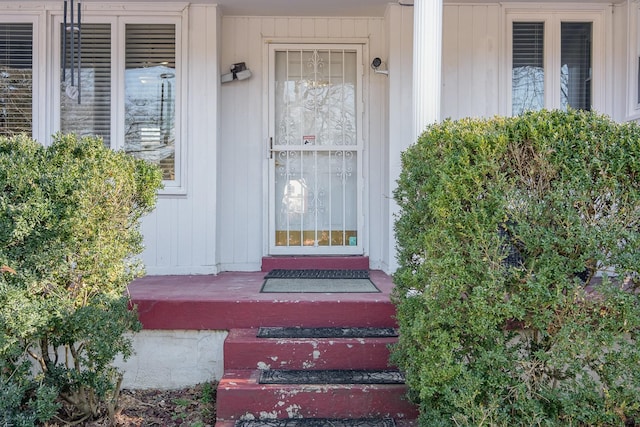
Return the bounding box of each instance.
[257,326,398,339]
[264,269,370,279]
[261,278,379,293]
[234,419,396,427]
[259,369,405,385]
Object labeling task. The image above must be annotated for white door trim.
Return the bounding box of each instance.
[264,42,365,256]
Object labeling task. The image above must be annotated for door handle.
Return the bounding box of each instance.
[268,137,273,159]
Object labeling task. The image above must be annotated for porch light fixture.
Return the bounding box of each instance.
[221,62,252,84]
[62,0,82,103]
[371,57,388,76]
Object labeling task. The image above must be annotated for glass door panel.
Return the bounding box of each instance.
[270,46,362,254]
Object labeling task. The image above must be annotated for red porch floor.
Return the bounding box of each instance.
[127,268,418,424]
[127,270,398,331]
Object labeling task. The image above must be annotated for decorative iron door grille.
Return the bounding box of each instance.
[268,46,363,254]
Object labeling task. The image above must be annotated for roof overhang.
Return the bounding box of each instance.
[212,0,625,17]
[39,0,627,18]
[213,0,396,17]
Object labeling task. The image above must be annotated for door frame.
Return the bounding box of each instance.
[263,41,367,256]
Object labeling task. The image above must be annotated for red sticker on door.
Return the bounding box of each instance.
[303,135,316,145]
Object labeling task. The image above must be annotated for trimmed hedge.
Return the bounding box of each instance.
[0,134,162,425]
[392,110,640,426]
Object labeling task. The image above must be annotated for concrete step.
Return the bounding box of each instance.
[224,328,398,371]
[216,370,419,422]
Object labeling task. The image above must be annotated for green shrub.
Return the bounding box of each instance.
[392,110,640,426]
[0,134,162,425]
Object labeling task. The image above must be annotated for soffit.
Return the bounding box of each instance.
[213,0,394,17]
[213,0,622,17]
[36,0,624,18]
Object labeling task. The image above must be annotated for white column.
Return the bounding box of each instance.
[413,0,443,139]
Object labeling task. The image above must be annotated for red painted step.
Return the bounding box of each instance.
[130,271,396,330]
[261,256,370,272]
[216,370,419,421]
[224,329,398,371]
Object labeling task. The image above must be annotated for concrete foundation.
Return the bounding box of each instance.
[114,330,228,389]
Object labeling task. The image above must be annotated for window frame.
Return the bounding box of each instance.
[627,2,640,120]
[0,12,43,141]
[503,4,607,116]
[120,17,184,192]
[50,4,187,195]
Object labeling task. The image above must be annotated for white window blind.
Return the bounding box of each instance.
[60,23,111,146]
[124,24,176,181]
[0,23,33,137]
[512,22,544,116]
[560,22,592,111]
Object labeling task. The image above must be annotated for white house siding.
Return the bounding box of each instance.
[441,4,501,120]
[216,15,391,272]
[440,2,629,123]
[614,1,634,122]
[141,4,220,275]
[138,1,633,275]
[384,3,415,273]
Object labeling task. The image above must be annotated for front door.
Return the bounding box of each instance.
[268,44,363,255]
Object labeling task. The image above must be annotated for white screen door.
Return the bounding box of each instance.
[268,45,363,255]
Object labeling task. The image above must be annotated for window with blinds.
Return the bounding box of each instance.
[60,23,111,146]
[561,22,592,111]
[512,22,544,116]
[512,20,593,115]
[125,24,176,181]
[0,23,33,137]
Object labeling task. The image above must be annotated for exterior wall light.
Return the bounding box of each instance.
[221,62,252,84]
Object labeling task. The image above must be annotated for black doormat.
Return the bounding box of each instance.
[264,269,369,279]
[261,277,379,293]
[235,419,396,427]
[259,369,405,385]
[257,327,398,339]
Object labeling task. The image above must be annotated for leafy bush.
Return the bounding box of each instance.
[392,110,640,426]
[0,134,162,425]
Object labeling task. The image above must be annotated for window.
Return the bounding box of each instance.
[124,24,176,181]
[0,23,33,136]
[560,22,592,112]
[60,23,111,146]
[507,8,604,116]
[0,5,184,191]
[58,13,182,189]
[512,22,544,115]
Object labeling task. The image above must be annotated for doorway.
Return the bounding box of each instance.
[267,44,364,255]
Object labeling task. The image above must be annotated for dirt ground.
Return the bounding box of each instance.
[45,383,217,427]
